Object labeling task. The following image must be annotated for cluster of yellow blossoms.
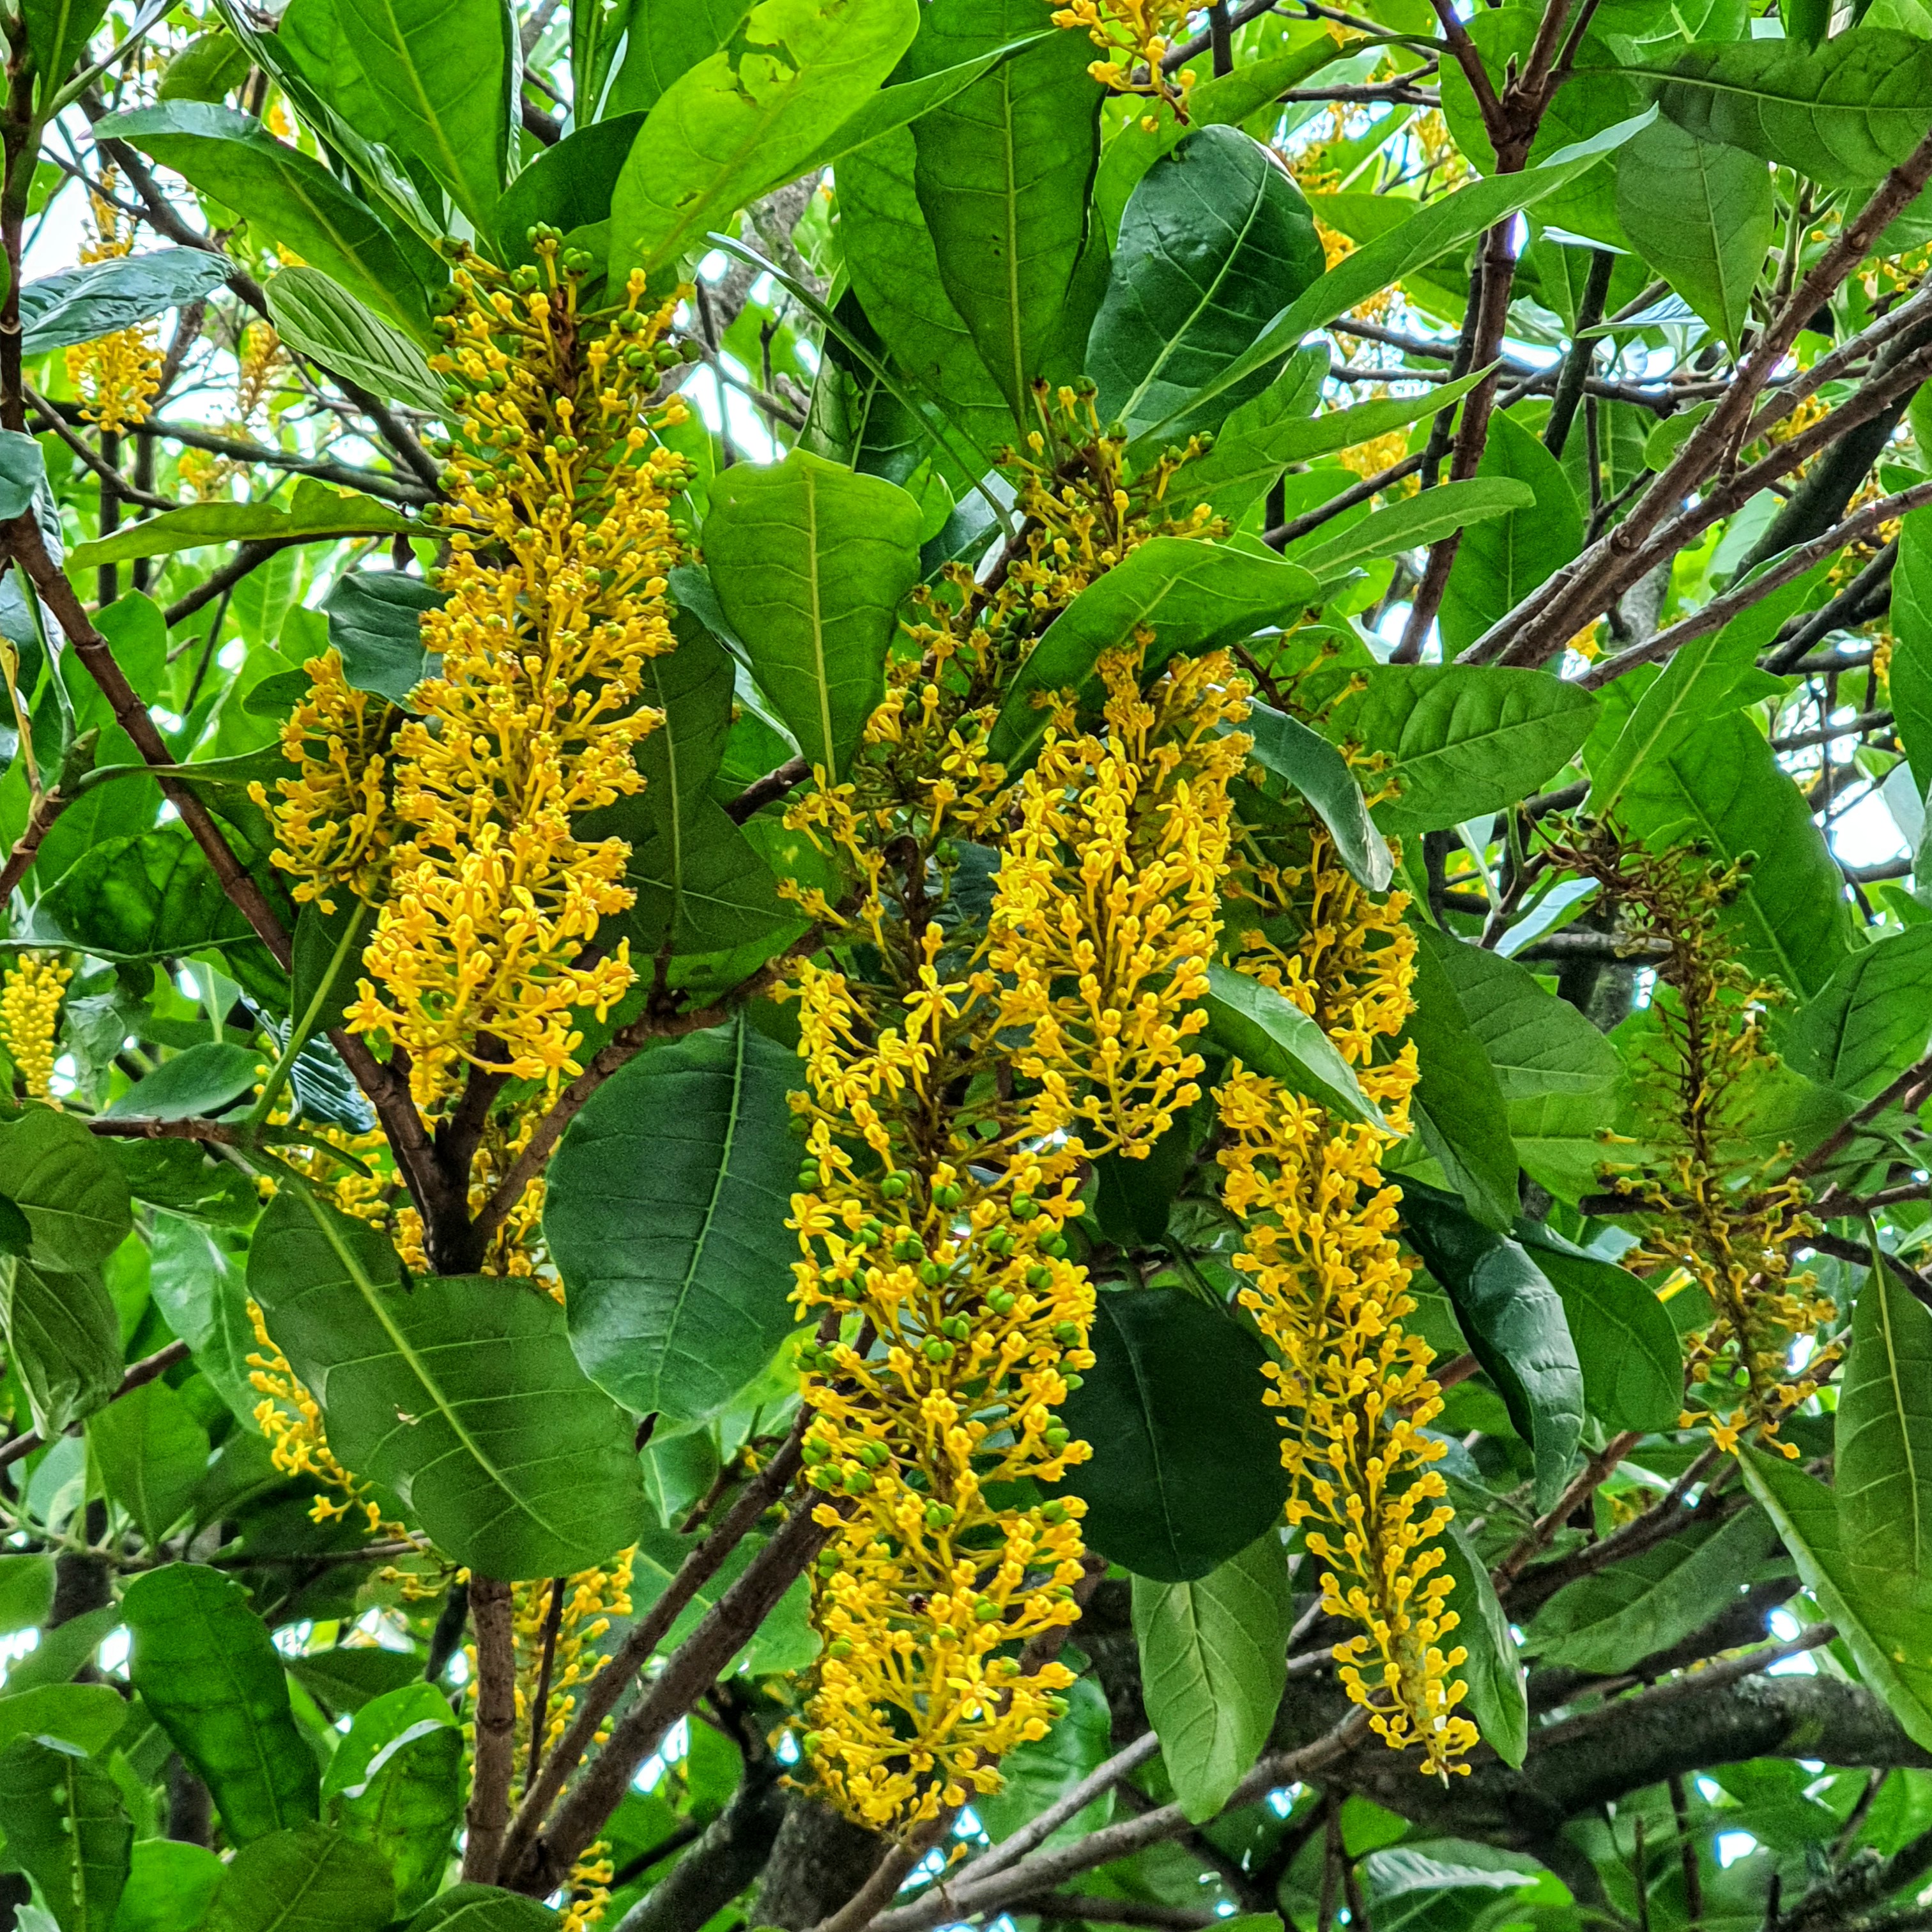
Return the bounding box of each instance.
[256,237,687,1121]
[786,647,1246,1831]
[0,954,70,1100]
[66,172,162,434]
[1217,828,1474,1776]
[1053,0,1196,121]
[510,1556,636,1792]
[1554,827,1832,1455]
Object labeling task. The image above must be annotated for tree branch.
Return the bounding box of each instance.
[461,1577,517,1883]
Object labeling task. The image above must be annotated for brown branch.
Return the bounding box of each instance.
[724,755,810,825]
[0,778,78,902]
[161,537,306,627]
[1492,1430,1643,1594]
[0,1338,188,1470]
[462,1577,517,1883]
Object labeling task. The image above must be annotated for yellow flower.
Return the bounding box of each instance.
[65,172,162,434]
[0,954,70,1101]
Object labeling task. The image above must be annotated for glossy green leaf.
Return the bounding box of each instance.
[1741,1446,1932,1752]
[98,104,441,339]
[971,1675,1114,1846]
[1133,1529,1291,1822]
[1839,1259,1932,1574]
[288,1648,426,1719]
[702,450,921,778]
[0,430,43,523]
[1288,475,1535,586]
[608,0,919,282]
[1089,125,1324,445]
[990,537,1319,769]
[1440,1521,1526,1768]
[546,1017,802,1424]
[0,1105,133,1273]
[1619,710,1852,999]
[403,1889,562,1932]
[1202,963,1381,1126]
[0,1554,53,1633]
[1439,412,1583,656]
[25,0,110,110]
[19,252,232,356]
[1515,1221,1683,1434]
[0,1735,130,1932]
[1403,935,1520,1232]
[158,28,252,103]
[1400,1179,1583,1511]
[70,476,413,570]
[1327,664,1598,836]
[1528,1504,1782,1671]
[1634,27,1932,187]
[0,1685,132,1760]
[1784,928,1932,1100]
[1889,505,1932,799]
[88,1379,210,1546]
[1059,1287,1291,1583]
[123,1563,321,1844]
[1419,930,1623,1203]
[321,570,441,707]
[201,1823,395,1932]
[146,1212,259,1426]
[1241,700,1392,891]
[264,268,443,414]
[289,896,383,1049]
[107,1839,226,1932]
[907,0,1102,416]
[100,1041,260,1122]
[1614,116,1772,347]
[0,1257,121,1438]
[248,1188,648,1577]
[322,1685,463,1914]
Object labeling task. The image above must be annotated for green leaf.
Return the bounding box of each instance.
[19,251,231,358]
[1126,113,1655,451]
[3,1607,120,1695]
[201,1824,395,1932]
[1438,411,1583,656]
[1619,710,1852,998]
[1094,1104,1200,1248]
[1403,934,1520,1232]
[96,103,441,339]
[1527,1503,1782,1671]
[608,0,919,283]
[1088,125,1324,445]
[1839,1259,1932,1575]
[1889,505,1932,800]
[25,0,109,111]
[1632,27,1932,187]
[1289,475,1535,586]
[0,1685,132,1760]
[289,896,383,1048]
[321,1685,462,1915]
[320,0,512,229]
[1133,1528,1291,1823]
[1784,928,1932,1100]
[1614,116,1772,347]
[88,1379,210,1546]
[1400,1179,1583,1511]
[147,1213,259,1426]
[546,1017,802,1425]
[1241,700,1392,892]
[0,1554,53,1633]
[1417,930,1623,1204]
[989,537,1319,769]
[1326,664,1598,836]
[264,268,443,414]
[1439,1520,1526,1768]
[702,450,922,778]
[0,1736,130,1932]
[1059,1287,1291,1583]
[0,430,43,522]
[403,1889,562,1932]
[158,28,253,103]
[0,1258,121,1437]
[287,1648,426,1719]
[321,570,441,707]
[70,476,413,570]
[1741,1447,1932,1754]
[494,112,643,259]
[1515,1221,1683,1434]
[123,1564,321,1845]
[105,1839,226,1932]
[905,0,1101,417]
[1202,963,1381,1126]
[0,1105,133,1273]
[100,1041,261,1123]
[248,1188,648,1577]
[970,1675,1114,1846]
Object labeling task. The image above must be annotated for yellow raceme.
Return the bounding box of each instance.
[0,954,70,1101]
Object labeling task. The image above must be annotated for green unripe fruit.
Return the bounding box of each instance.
[974,1600,1004,1623]
[843,1467,873,1494]
[893,1236,924,1262]
[1026,1266,1052,1290]
[919,1261,945,1288]
[859,1442,890,1468]
[1011,1195,1039,1220]
[934,1184,963,1209]
[943,1315,970,1341]
[990,1291,1016,1316]
[802,1439,831,1464]
[827,1639,853,1660]
[923,1337,954,1363]
[924,1502,955,1529]
[1041,1501,1068,1524]
[880,1174,908,1198]
[1041,1234,1070,1259]
[799,1165,822,1190]
[1054,1322,1080,1346]
[1045,1427,1070,1451]
[1063,1374,1084,1390]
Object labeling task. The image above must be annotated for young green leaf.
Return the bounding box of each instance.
[87,1378,211,1547]
[201,1823,395,1932]
[1439,1520,1527,1768]
[0,1735,131,1932]
[1241,700,1392,891]
[1202,963,1382,1126]
[1838,1257,1932,1575]
[323,1685,463,1914]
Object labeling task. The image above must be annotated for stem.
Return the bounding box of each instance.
[461,1577,517,1885]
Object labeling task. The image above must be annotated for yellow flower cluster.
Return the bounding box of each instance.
[511,1553,636,1792]
[1052,0,1195,122]
[0,954,70,1101]
[1554,827,1832,1455]
[66,174,162,434]
[1217,829,1475,1777]
[786,649,1247,1833]
[180,321,286,500]
[341,247,686,1113]
[254,650,397,915]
